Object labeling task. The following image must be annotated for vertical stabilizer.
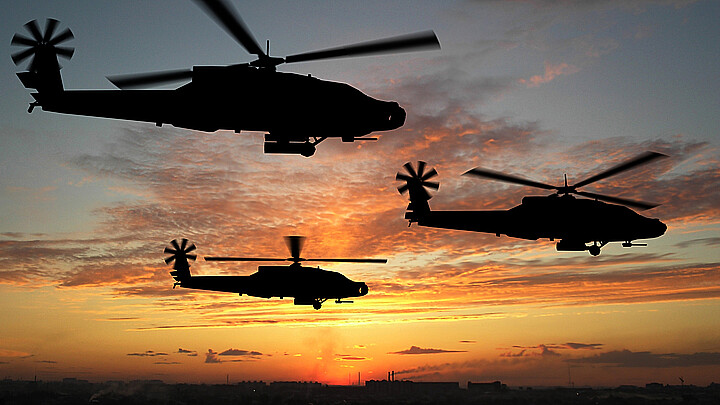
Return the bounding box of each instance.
[11,19,73,97]
[163,239,197,282]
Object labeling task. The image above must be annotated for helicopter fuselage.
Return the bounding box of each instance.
[29,65,405,140]
[176,264,368,307]
[414,195,666,247]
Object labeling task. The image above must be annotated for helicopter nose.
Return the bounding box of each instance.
[358,282,368,296]
[654,219,667,237]
[388,103,406,127]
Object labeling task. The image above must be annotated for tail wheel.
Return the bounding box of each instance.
[396,161,439,200]
[11,19,74,71]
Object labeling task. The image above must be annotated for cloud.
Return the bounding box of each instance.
[519,61,580,87]
[501,343,602,358]
[126,351,168,357]
[674,237,720,249]
[389,346,467,355]
[219,348,263,357]
[568,349,720,368]
[205,349,222,364]
[335,354,371,361]
[205,348,264,363]
[177,348,198,356]
[502,344,561,357]
[0,349,33,358]
[472,0,699,11]
[564,342,603,350]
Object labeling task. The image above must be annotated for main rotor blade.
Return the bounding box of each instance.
[285,236,305,260]
[25,20,43,42]
[463,168,557,190]
[204,257,286,262]
[575,191,659,210]
[304,258,388,263]
[192,0,264,56]
[107,69,193,89]
[573,151,668,189]
[284,30,440,64]
[48,28,73,46]
[43,19,59,42]
[11,33,36,47]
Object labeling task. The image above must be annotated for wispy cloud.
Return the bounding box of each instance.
[519,61,580,87]
[568,349,720,368]
[126,351,168,357]
[205,348,264,363]
[390,346,467,355]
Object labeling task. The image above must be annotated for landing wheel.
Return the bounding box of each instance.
[313,301,321,310]
[588,245,601,256]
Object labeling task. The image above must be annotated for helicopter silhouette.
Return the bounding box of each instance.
[11,0,440,157]
[164,237,385,309]
[396,152,668,256]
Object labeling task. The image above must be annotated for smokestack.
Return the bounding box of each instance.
[358,372,361,386]
[388,371,391,381]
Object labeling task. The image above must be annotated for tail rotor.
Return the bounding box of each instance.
[396,161,439,201]
[11,19,74,72]
[396,161,438,223]
[164,239,196,282]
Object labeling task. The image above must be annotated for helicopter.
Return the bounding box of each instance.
[396,152,669,256]
[163,237,385,309]
[11,0,440,157]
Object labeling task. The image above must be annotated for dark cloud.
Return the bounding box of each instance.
[502,344,562,357]
[459,340,477,344]
[35,360,57,364]
[335,354,370,361]
[177,348,198,356]
[219,349,263,357]
[205,348,264,363]
[0,232,46,239]
[564,342,603,350]
[127,351,168,357]
[471,0,699,11]
[205,349,221,364]
[675,237,720,249]
[389,346,467,355]
[568,349,720,368]
[153,361,182,365]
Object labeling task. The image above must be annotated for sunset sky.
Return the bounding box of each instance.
[1,0,719,387]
